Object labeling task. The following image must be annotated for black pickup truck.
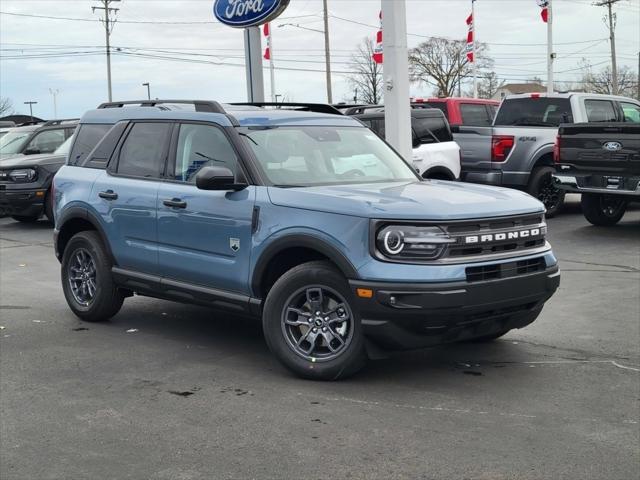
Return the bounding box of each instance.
[553,123,639,225]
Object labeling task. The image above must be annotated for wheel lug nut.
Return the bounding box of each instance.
[315,311,321,315]
[324,316,329,321]
[308,318,313,323]
[322,327,327,332]
[312,328,318,333]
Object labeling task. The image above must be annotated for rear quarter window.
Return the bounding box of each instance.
[494,98,573,126]
[412,116,453,143]
[69,124,111,166]
[424,102,449,120]
[460,103,492,126]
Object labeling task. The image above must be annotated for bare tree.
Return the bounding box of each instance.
[476,72,505,99]
[408,37,493,97]
[0,97,13,117]
[579,59,638,97]
[347,37,383,105]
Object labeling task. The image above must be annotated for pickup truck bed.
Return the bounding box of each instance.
[554,122,640,225]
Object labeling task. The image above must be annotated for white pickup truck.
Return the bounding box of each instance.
[456,92,640,216]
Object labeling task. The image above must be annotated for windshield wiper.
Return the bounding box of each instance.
[238,132,258,146]
[195,152,223,162]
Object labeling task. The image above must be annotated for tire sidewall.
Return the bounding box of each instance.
[581,193,628,226]
[528,166,565,217]
[262,262,366,380]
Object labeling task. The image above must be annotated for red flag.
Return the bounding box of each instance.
[372,11,383,64]
[263,22,271,60]
[466,12,474,63]
[263,22,270,36]
[263,47,270,60]
[536,1,549,22]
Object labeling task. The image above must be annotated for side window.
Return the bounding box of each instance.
[413,116,453,143]
[620,102,640,123]
[117,122,171,178]
[585,100,617,122]
[174,123,238,182]
[26,129,66,154]
[69,124,111,165]
[460,103,492,126]
[487,105,498,122]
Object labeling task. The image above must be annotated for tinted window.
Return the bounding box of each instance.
[487,104,498,121]
[117,122,170,178]
[460,103,492,126]
[174,123,238,182]
[69,124,111,165]
[412,116,452,143]
[494,98,573,126]
[26,129,65,154]
[585,100,617,122]
[424,102,449,120]
[620,102,640,123]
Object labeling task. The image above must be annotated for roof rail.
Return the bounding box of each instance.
[97,100,226,114]
[229,102,344,116]
[42,119,79,126]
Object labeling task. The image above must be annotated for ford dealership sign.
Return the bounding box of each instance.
[214,0,290,28]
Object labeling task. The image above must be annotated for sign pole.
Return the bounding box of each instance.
[244,27,265,102]
[382,0,412,161]
[547,0,554,94]
[472,0,478,98]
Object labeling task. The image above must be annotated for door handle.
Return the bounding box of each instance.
[98,190,118,200]
[163,198,187,209]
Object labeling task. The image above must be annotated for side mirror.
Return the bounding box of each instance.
[195,166,246,191]
[24,147,41,155]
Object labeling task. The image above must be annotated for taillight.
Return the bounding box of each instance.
[553,135,560,163]
[491,135,514,162]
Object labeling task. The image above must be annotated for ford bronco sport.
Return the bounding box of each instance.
[53,100,560,380]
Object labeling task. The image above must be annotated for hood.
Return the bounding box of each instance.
[267,180,545,220]
[0,153,66,169]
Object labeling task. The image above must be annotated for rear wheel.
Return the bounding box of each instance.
[527,166,565,217]
[61,231,124,322]
[581,193,628,226]
[11,215,40,223]
[262,261,366,380]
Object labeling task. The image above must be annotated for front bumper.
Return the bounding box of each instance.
[553,174,640,197]
[0,189,46,217]
[350,265,560,350]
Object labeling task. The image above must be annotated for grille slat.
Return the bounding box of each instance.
[466,257,546,282]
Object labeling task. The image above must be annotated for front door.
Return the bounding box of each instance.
[157,122,255,294]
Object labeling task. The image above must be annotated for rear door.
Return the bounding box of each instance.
[90,121,171,276]
[411,112,460,178]
[156,122,255,294]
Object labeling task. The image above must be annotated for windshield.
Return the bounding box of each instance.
[495,98,573,127]
[54,135,74,155]
[0,131,31,155]
[239,126,418,187]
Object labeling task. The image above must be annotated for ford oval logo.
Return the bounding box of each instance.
[213,0,290,28]
[603,141,622,152]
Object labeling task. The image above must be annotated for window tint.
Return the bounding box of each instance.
[412,116,452,143]
[620,102,640,123]
[585,100,617,122]
[494,98,573,126]
[26,129,65,154]
[174,123,238,182]
[460,103,492,126]
[424,102,449,120]
[69,124,111,165]
[117,122,170,178]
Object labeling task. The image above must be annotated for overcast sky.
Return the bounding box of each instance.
[1,0,638,118]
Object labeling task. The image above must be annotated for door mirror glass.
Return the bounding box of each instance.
[195,166,245,191]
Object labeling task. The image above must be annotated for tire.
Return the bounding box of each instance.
[527,166,565,218]
[262,260,367,380]
[61,230,124,322]
[11,215,41,223]
[581,193,628,226]
[44,188,54,223]
[423,171,453,181]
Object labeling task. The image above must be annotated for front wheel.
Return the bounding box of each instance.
[262,261,367,380]
[581,193,628,226]
[61,230,124,322]
[527,166,565,218]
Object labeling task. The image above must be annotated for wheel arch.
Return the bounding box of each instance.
[421,166,456,180]
[251,234,359,299]
[55,207,114,263]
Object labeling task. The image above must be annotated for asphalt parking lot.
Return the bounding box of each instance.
[0,196,638,480]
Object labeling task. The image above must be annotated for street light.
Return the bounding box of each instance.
[24,101,38,122]
[49,89,59,118]
[142,82,151,100]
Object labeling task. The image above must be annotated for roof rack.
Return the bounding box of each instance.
[343,105,384,115]
[42,119,79,126]
[229,102,343,116]
[97,100,226,114]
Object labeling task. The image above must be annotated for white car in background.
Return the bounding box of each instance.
[349,106,461,180]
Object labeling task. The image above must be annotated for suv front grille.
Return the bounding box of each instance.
[466,257,545,282]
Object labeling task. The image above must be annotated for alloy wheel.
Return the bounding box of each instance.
[68,248,97,306]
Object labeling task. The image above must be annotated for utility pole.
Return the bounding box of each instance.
[142,82,151,100]
[92,0,121,102]
[24,101,37,122]
[546,0,554,94]
[49,89,59,119]
[322,0,333,103]
[472,0,478,98]
[595,0,620,95]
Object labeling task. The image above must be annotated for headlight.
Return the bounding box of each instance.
[376,225,455,260]
[8,168,37,183]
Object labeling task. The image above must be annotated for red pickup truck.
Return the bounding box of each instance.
[413,97,500,127]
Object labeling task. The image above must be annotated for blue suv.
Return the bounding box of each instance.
[54,100,560,380]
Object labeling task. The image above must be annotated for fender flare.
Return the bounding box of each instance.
[523,144,555,174]
[421,166,456,180]
[251,234,359,296]
[56,207,115,263]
